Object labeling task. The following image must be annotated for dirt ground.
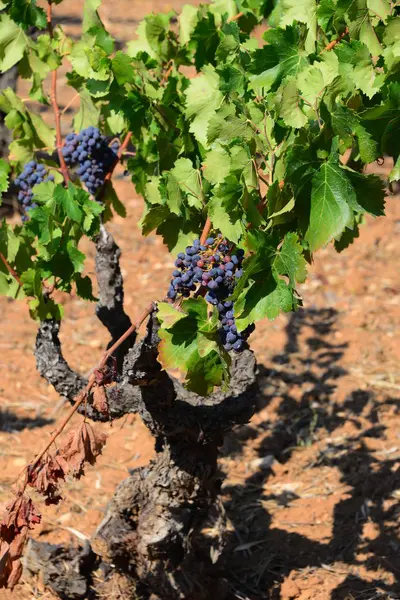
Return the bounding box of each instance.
[0,2,399,599]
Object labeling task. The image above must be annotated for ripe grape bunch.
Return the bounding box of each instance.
[15,161,54,221]
[62,126,119,196]
[168,236,255,352]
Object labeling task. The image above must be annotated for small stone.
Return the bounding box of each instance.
[250,455,275,470]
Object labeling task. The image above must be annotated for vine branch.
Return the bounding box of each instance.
[200,216,212,245]
[96,131,133,202]
[47,1,70,185]
[322,27,349,53]
[30,300,156,472]
[0,252,23,287]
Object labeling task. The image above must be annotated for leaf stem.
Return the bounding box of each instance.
[229,11,244,22]
[321,27,349,53]
[0,252,23,287]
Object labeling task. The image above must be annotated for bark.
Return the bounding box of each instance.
[95,225,135,371]
[93,315,258,599]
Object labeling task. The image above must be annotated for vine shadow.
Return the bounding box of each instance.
[0,409,53,432]
[213,308,400,600]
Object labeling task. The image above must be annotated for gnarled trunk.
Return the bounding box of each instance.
[32,230,259,599]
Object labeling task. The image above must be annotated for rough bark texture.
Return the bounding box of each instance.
[95,225,135,371]
[23,538,99,599]
[33,235,259,599]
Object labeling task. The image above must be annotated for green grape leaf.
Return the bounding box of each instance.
[73,89,100,131]
[0,14,28,71]
[157,298,229,396]
[305,162,353,251]
[346,171,386,215]
[279,0,317,54]
[66,241,85,273]
[170,158,203,209]
[9,0,47,29]
[112,52,136,85]
[389,156,400,183]
[0,159,10,204]
[54,183,83,223]
[274,232,307,287]
[83,0,102,31]
[248,26,308,91]
[0,221,20,263]
[202,147,231,185]
[235,270,295,331]
[277,77,307,129]
[179,4,199,45]
[184,64,222,148]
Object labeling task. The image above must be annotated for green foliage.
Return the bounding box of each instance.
[0,0,397,394]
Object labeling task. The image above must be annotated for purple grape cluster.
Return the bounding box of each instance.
[62,127,118,196]
[15,161,54,220]
[217,300,255,352]
[168,236,254,352]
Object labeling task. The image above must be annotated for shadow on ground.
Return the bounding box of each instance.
[0,409,53,432]
[215,308,400,600]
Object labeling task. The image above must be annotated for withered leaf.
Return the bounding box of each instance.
[58,422,107,479]
[92,385,110,417]
[27,456,65,505]
[0,496,40,590]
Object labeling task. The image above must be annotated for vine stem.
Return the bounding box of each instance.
[0,252,23,287]
[29,301,156,472]
[47,1,70,185]
[200,217,212,245]
[230,11,244,21]
[96,131,133,202]
[321,27,349,53]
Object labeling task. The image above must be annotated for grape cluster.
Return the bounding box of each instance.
[62,126,118,196]
[15,161,54,220]
[167,236,254,352]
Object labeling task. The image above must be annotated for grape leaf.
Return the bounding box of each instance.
[0,159,10,204]
[184,64,223,148]
[0,14,28,71]
[277,78,307,129]
[73,90,100,131]
[170,158,203,209]
[202,147,231,185]
[248,26,308,91]
[157,298,229,395]
[279,0,317,54]
[305,162,353,251]
[179,4,199,45]
[274,232,307,287]
[54,184,83,223]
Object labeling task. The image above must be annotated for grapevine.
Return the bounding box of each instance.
[0,0,397,595]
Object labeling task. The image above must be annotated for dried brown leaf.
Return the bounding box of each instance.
[58,422,107,479]
[28,456,65,505]
[92,385,110,417]
[1,495,41,534]
[0,496,40,589]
